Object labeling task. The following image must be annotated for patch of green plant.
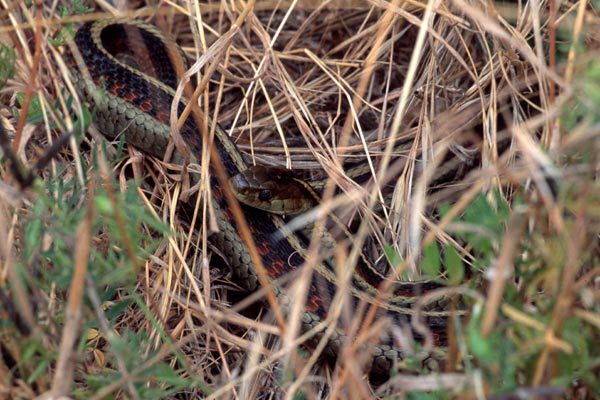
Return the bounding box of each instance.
[555,25,583,65]
[384,190,510,283]
[383,243,403,268]
[466,304,519,394]
[439,189,510,270]
[12,90,91,133]
[421,241,465,285]
[12,93,44,124]
[77,328,204,398]
[5,148,193,394]
[562,60,600,130]
[0,43,16,89]
[385,241,465,284]
[407,390,452,400]
[21,337,56,384]
[551,317,600,392]
[48,0,93,47]
[20,165,165,292]
[455,131,600,396]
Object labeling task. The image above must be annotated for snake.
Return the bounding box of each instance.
[66,19,462,377]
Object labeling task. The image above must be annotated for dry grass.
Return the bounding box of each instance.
[1,0,599,398]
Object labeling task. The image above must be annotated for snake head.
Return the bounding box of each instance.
[229,165,316,216]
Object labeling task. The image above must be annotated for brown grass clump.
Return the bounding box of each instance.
[1,0,599,398]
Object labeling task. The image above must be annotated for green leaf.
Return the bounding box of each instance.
[71,0,94,14]
[14,92,44,123]
[466,304,494,364]
[384,243,403,267]
[0,43,16,89]
[421,241,441,277]
[27,358,52,384]
[444,244,464,286]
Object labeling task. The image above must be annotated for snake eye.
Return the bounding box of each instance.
[258,189,273,202]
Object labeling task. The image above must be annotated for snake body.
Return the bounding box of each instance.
[67,19,457,376]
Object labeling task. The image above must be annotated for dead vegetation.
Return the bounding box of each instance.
[1,0,599,398]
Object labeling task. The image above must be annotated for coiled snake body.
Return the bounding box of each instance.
[67,19,459,377]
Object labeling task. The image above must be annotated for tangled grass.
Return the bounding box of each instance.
[1,0,599,398]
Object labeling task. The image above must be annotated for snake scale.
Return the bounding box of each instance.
[66,19,460,377]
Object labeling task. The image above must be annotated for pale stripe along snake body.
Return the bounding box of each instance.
[66,19,459,377]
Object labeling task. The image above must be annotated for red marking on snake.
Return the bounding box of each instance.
[223,208,235,223]
[109,82,124,96]
[431,332,444,347]
[256,242,270,257]
[306,292,321,314]
[154,109,170,124]
[270,258,286,278]
[212,184,224,200]
[138,99,153,113]
[121,91,138,103]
